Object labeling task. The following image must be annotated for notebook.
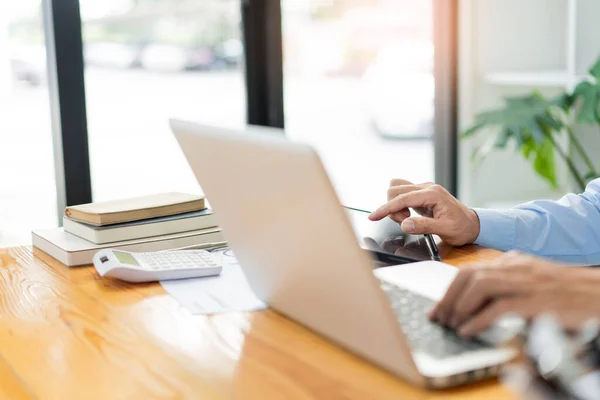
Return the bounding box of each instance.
[64,192,206,226]
[63,209,219,244]
[32,227,225,267]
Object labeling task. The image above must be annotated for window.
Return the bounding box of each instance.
[0,1,56,246]
[81,0,246,201]
[1,0,457,247]
[282,0,435,210]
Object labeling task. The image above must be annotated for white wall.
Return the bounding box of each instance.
[576,0,600,75]
[0,3,10,105]
[458,0,600,208]
[573,0,600,177]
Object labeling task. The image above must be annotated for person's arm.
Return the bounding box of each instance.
[474,179,600,265]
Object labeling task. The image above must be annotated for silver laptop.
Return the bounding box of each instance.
[170,119,517,389]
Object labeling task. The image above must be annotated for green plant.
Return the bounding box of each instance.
[463,57,600,192]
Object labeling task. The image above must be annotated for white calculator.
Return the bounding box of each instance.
[92,249,223,283]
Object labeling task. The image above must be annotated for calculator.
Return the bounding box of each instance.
[92,249,223,283]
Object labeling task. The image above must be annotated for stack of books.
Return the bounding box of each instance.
[32,193,225,267]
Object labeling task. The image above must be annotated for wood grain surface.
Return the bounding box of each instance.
[0,245,518,400]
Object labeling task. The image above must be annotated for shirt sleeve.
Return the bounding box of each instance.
[472,179,600,265]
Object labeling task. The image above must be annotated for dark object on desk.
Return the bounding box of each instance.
[344,206,442,265]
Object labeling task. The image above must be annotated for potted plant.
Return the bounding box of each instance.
[463,57,600,192]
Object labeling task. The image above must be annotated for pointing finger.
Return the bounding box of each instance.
[369,190,441,221]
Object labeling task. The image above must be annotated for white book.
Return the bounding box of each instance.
[63,209,218,244]
[32,227,225,267]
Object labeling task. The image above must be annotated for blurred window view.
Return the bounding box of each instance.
[1,1,56,246]
[81,0,246,201]
[1,0,437,246]
[282,0,434,210]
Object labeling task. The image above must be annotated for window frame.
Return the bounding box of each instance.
[43,0,92,218]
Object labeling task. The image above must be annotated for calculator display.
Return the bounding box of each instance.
[114,251,140,266]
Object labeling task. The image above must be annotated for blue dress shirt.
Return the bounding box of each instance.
[473,178,600,265]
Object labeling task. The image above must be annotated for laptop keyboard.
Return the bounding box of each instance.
[379,281,489,359]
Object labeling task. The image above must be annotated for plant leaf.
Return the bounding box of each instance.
[465,92,563,144]
[537,114,563,133]
[524,121,547,144]
[461,122,486,138]
[551,93,574,111]
[584,171,599,181]
[507,124,527,146]
[493,128,511,149]
[521,137,536,159]
[572,81,600,123]
[589,56,600,80]
[597,89,600,122]
[462,91,566,190]
[533,137,558,189]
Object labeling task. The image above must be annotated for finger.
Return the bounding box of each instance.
[386,184,434,223]
[389,178,414,187]
[458,297,529,338]
[387,182,434,201]
[370,190,441,221]
[387,185,421,201]
[381,237,404,253]
[490,250,526,268]
[429,268,475,324]
[390,210,411,224]
[450,271,532,328]
[490,252,539,273]
[401,216,448,235]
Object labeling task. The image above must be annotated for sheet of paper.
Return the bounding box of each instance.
[160,248,267,315]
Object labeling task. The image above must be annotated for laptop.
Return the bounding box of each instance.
[170,119,518,389]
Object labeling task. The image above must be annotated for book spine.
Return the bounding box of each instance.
[98,214,218,244]
[64,215,219,244]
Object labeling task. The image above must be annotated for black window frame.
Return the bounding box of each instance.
[43,0,92,218]
[242,0,285,128]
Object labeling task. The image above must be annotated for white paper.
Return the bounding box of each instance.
[160,248,267,315]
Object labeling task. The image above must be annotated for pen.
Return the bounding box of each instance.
[159,241,229,252]
[424,234,442,261]
[343,205,373,214]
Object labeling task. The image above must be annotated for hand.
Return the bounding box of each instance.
[429,251,600,338]
[369,179,480,246]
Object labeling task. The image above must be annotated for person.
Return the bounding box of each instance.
[369,178,600,337]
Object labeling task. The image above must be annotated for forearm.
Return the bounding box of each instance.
[472,182,600,265]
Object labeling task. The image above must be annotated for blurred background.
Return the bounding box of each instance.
[2,0,599,247]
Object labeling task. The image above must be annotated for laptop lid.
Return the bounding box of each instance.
[170,119,423,385]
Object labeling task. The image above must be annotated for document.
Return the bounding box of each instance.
[160,248,267,315]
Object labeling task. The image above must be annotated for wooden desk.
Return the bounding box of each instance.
[0,245,518,400]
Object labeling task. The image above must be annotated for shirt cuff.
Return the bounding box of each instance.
[472,208,516,251]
